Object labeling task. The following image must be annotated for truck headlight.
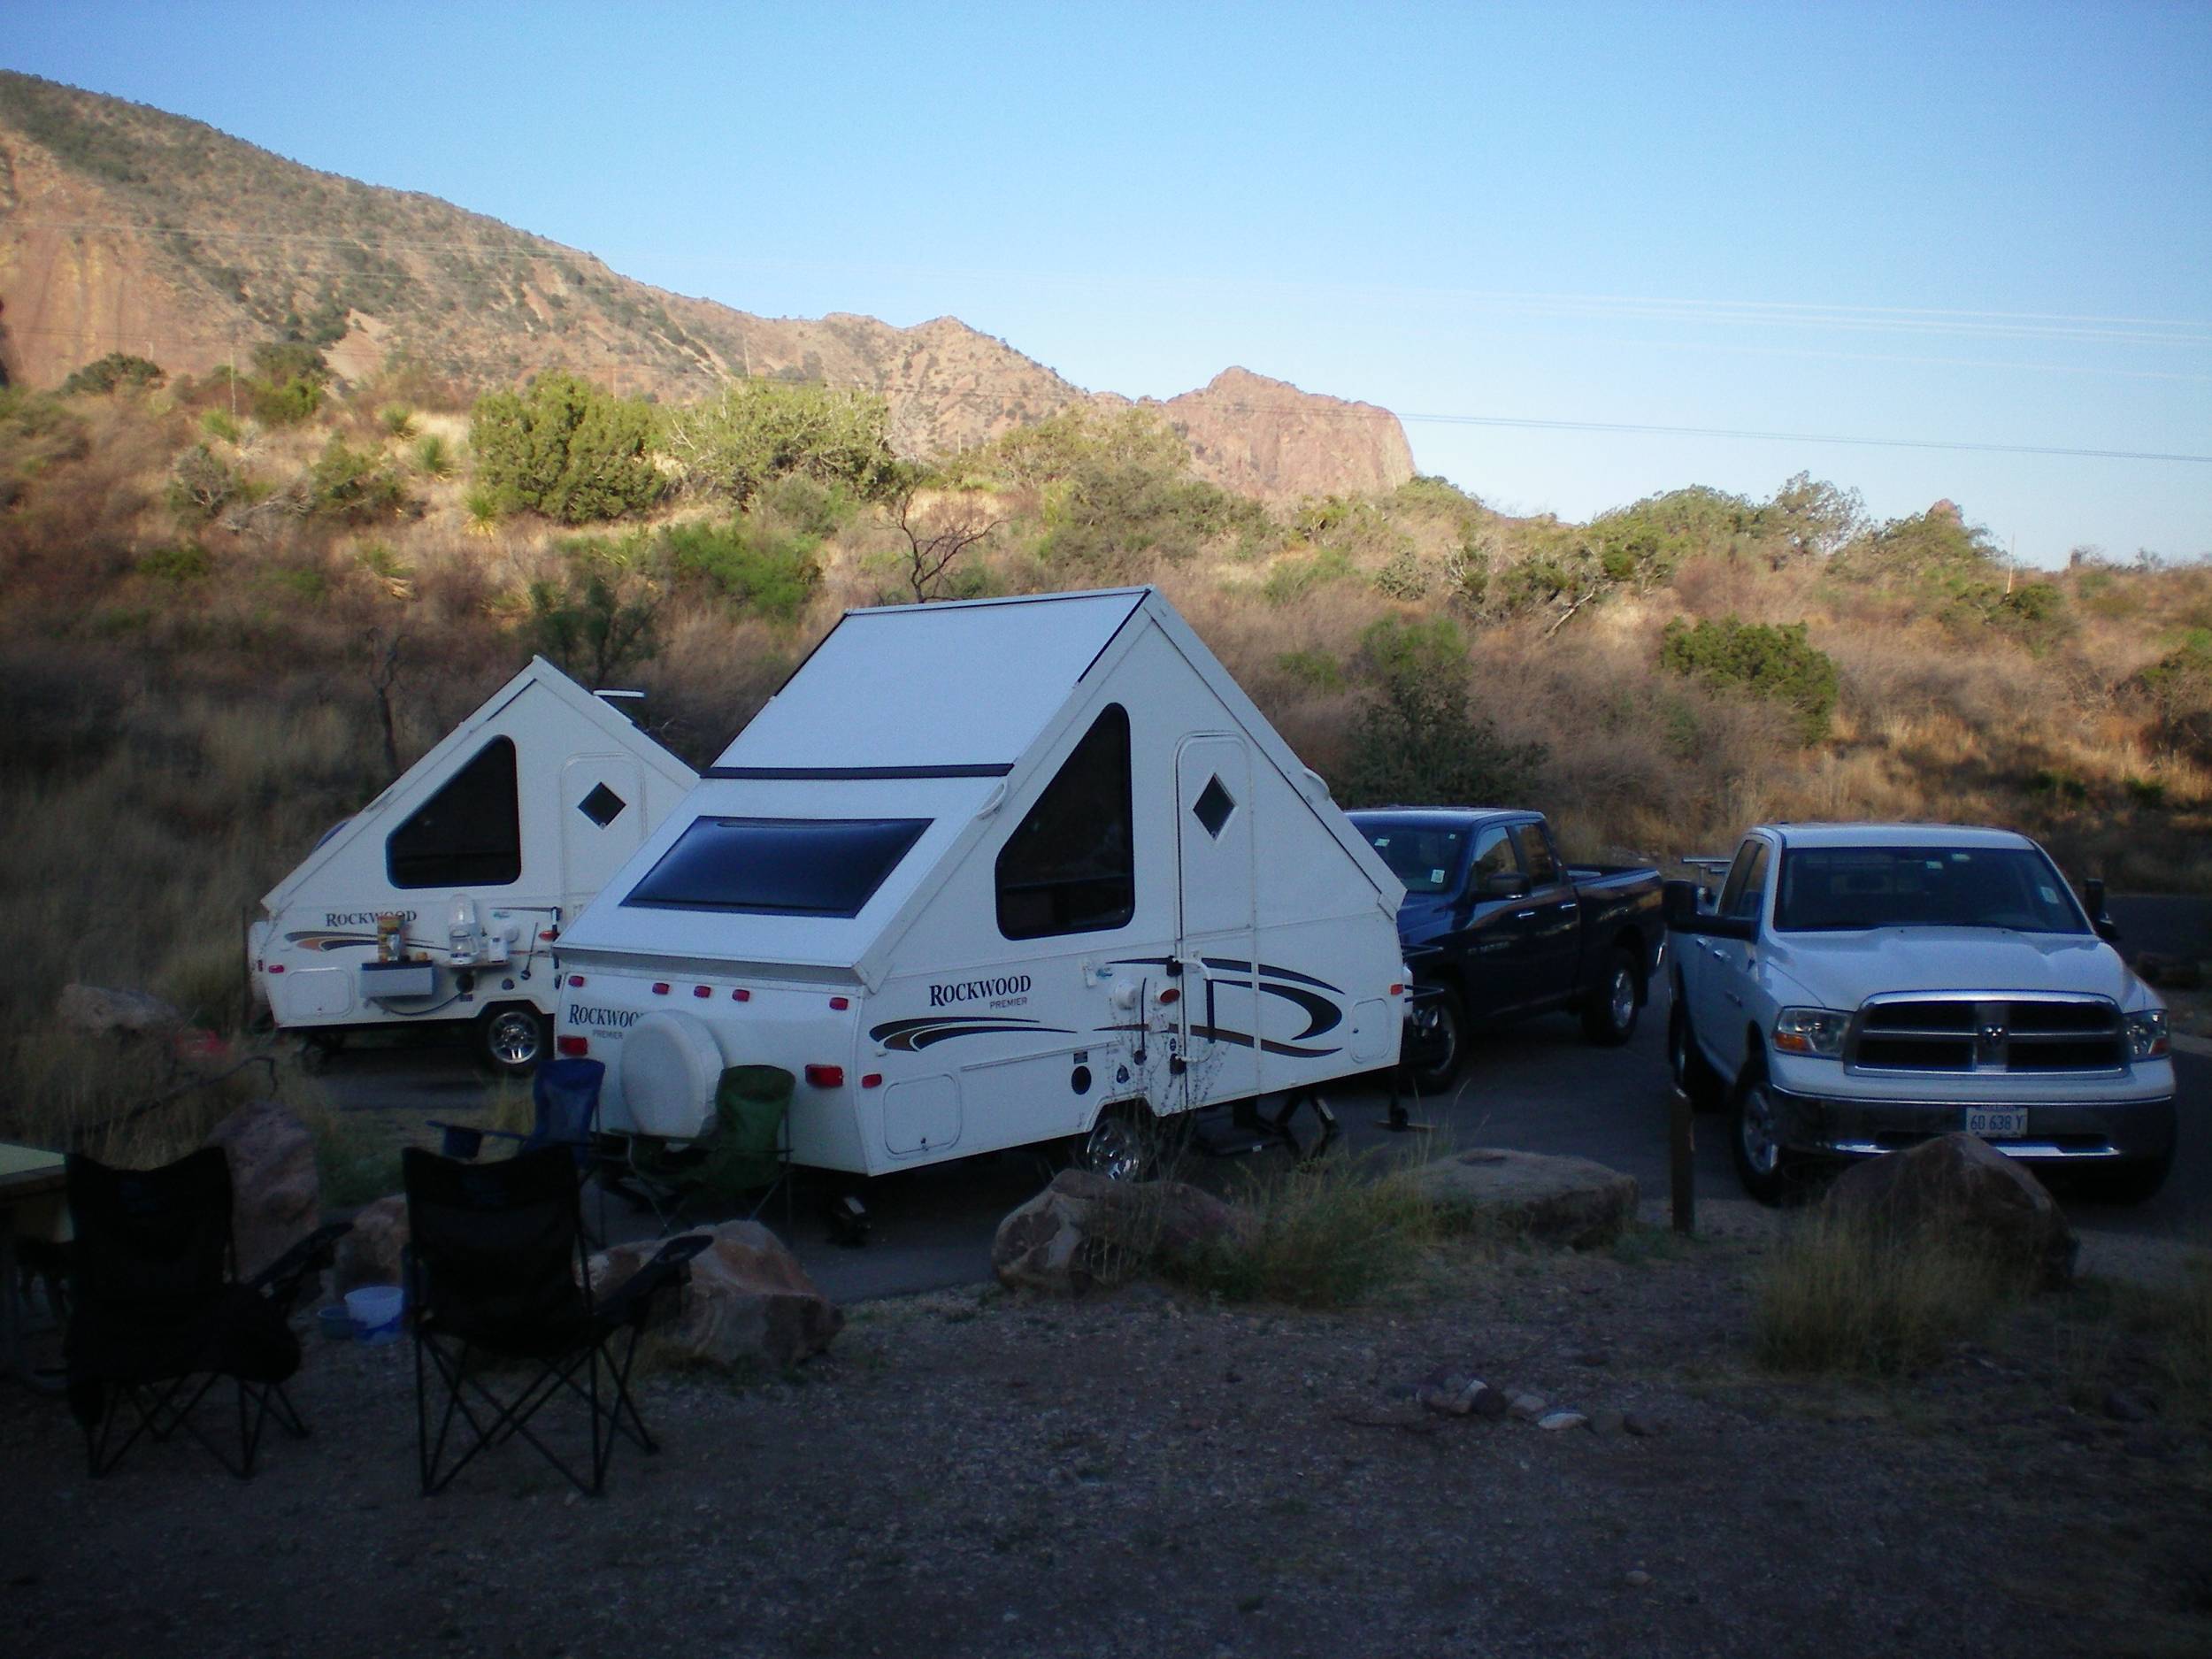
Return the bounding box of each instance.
[2124,1010,2170,1061]
[1773,1007,1850,1058]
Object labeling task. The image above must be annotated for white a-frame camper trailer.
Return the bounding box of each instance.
[250,657,697,1071]
[555,588,1409,1177]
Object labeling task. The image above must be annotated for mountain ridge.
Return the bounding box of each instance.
[0,71,1413,499]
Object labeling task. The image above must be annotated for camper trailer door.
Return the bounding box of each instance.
[1174,735,1262,1106]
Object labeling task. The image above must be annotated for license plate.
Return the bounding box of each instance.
[1966,1107,2027,1139]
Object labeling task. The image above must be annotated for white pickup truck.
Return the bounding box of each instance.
[1666,823,2177,1203]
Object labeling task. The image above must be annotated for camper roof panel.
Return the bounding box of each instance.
[716,590,1147,772]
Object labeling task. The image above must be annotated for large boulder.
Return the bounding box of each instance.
[58,983,182,1036]
[591,1219,841,1371]
[1824,1132,2076,1289]
[335,1194,409,1292]
[204,1101,322,1284]
[993,1170,1253,1295]
[1407,1148,1639,1248]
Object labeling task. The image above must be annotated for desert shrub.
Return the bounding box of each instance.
[1839,504,2000,580]
[960,405,1190,492]
[1262,547,1354,603]
[250,373,323,426]
[378,403,418,439]
[526,537,663,683]
[1160,1154,1441,1307]
[200,408,242,443]
[1372,548,1429,600]
[755,472,859,537]
[471,372,662,523]
[659,519,821,623]
[1276,648,1348,692]
[136,542,212,584]
[2123,777,2168,810]
[1660,614,1839,744]
[1332,615,1548,807]
[265,565,330,604]
[166,443,242,523]
[660,380,894,505]
[2136,631,2212,762]
[1041,461,1243,575]
[306,437,409,521]
[59,351,165,396]
[1753,1205,2011,1375]
[410,431,455,478]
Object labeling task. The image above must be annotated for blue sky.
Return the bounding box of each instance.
[7,1,2208,563]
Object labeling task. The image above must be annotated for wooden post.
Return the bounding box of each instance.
[1670,1087,1695,1235]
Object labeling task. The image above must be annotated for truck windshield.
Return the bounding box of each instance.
[623,817,930,918]
[1359,826,1466,895]
[1774,847,2088,934]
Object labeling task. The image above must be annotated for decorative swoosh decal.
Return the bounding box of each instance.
[281,932,379,954]
[870,1015,1074,1052]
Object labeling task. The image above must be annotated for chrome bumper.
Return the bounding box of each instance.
[1770,1086,2177,1163]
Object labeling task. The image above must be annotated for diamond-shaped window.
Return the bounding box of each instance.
[1192,775,1236,839]
[577,783,628,828]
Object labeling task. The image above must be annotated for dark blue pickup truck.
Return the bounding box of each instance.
[1346,808,1668,1091]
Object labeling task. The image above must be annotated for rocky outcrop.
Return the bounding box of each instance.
[204,1101,320,1284]
[1407,1148,1639,1248]
[993,1170,1253,1296]
[1824,1132,2077,1289]
[334,1194,408,1292]
[590,1219,841,1371]
[57,982,181,1035]
[1156,367,1416,503]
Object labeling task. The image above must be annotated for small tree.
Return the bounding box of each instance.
[59,352,165,396]
[1659,615,1839,744]
[471,373,662,524]
[888,470,999,601]
[526,540,663,683]
[1333,616,1547,807]
[660,380,895,505]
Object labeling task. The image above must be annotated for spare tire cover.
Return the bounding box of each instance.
[620,1011,724,1139]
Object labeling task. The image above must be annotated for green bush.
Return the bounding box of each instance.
[659,518,821,623]
[471,372,663,523]
[166,444,241,524]
[660,380,894,505]
[1276,649,1348,693]
[200,409,242,443]
[1333,616,1548,807]
[378,403,418,439]
[59,352,165,396]
[306,437,409,521]
[526,538,663,683]
[136,543,212,584]
[1261,547,1354,604]
[410,432,454,479]
[1659,615,1839,744]
[250,374,323,426]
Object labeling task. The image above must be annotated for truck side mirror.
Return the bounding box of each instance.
[1662,879,1701,924]
[2084,878,2121,943]
[1481,870,1531,900]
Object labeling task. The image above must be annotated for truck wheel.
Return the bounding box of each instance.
[1581,948,1640,1046]
[1403,987,1467,1095]
[477,1004,548,1077]
[1729,1055,1799,1206]
[1669,1002,1724,1111]
[2077,1141,2176,1205]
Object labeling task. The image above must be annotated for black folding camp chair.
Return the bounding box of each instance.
[402,1144,707,1496]
[428,1057,623,1242]
[64,1148,349,1479]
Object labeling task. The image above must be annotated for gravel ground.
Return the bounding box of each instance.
[5,1221,2208,1659]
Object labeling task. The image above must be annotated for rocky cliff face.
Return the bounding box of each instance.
[0,72,1415,503]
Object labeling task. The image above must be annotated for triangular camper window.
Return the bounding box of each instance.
[995,704,1135,940]
[386,736,523,888]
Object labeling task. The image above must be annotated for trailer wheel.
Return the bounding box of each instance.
[298,1032,343,1075]
[477,1004,548,1077]
[1076,1105,1172,1183]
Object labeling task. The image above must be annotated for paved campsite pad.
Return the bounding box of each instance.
[3,1233,2207,1659]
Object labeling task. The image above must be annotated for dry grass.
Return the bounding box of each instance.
[1752,1204,2015,1376]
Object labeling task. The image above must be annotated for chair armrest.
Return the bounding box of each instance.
[426,1121,527,1160]
[595,1233,712,1326]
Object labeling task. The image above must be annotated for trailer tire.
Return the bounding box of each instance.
[1580,947,1641,1045]
[477,1004,548,1077]
[298,1032,343,1075]
[1075,1104,1182,1183]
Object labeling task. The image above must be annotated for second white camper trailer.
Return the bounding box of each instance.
[250,657,697,1071]
[555,588,1409,1176]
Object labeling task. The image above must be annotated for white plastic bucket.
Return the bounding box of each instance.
[344,1285,404,1346]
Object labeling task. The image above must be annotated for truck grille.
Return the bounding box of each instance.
[1849,997,2125,1074]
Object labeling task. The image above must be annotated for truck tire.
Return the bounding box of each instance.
[2077,1140,2176,1205]
[1580,947,1640,1046]
[1668,1001,1724,1112]
[477,1003,548,1077]
[1728,1052,1801,1206]
[1402,987,1468,1095]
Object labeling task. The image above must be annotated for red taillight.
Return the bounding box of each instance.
[267,964,285,974]
[1389,982,1405,996]
[1158,987,1179,1005]
[557,1036,590,1057]
[731,987,750,1002]
[804,1064,845,1088]
[830,995,850,1010]
[651,982,670,995]
[693,985,711,998]
[567,974,585,988]
[861,1072,882,1089]
[540,929,558,941]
